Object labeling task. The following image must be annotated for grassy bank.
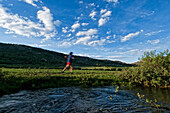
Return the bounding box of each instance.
[0,68,124,97]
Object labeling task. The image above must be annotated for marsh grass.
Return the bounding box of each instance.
[0,67,123,96]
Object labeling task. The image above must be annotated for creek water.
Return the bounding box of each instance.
[0,86,169,113]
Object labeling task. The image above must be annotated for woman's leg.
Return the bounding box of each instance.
[69,65,73,72]
[62,65,69,72]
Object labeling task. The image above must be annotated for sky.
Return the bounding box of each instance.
[0,0,170,63]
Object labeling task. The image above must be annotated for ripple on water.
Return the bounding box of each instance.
[0,86,169,113]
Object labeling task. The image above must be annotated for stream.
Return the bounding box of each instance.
[0,86,169,113]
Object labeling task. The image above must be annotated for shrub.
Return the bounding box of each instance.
[119,49,170,87]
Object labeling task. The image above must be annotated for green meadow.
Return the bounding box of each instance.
[0,67,125,96]
[0,49,169,97]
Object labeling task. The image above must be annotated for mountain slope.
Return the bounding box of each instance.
[0,43,133,68]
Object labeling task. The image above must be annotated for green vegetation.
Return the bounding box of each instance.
[0,67,124,97]
[0,43,132,68]
[119,50,170,87]
[137,93,170,111]
[0,42,169,97]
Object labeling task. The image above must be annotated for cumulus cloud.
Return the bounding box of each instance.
[98,10,112,26]
[82,23,89,26]
[37,7,55,31]
[101,11,112,17]
[53,20,61,27]
[76,29,98,36]
[75,28,99,45]
[71,22,80,32]
[100,9,107,14]
[0,5,58,43]
[98,18,107,26]
[147,39,160,45]
[89,10,97,20]
[75,36,91,45]
[88,39,106,46]
[62,27,68,33]
[66,34,71,37]
[121,30,143,42]
[24,0,38,7]
[106,36,111,39]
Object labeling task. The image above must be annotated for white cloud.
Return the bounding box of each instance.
[113,34,116,38]
[88,39,106,46]
[37,7,55,31]
[98,18,107,26]
[9,4,14,6]
[71,22,80,32]
[106,36,111,39]
[24,0,38,7]
[107,40,116,43]
[28,43,51,47]
[145,30,163,36]
[75,36,91,45]
[89,10,97,20]
[118,49,143,56]
[100,9,107,14]
[82,23,89,26]
[0,5,57,43]
[105,0,118,3]
[101,11,112,17]
[147,39,160,45]
[79,1,83,4]
[66,34,71,37]
[106,31,111,34]
[121,30,143,42]
[98,10,112,27]
[62,29,67,33]
[89,3,95,6]
[53,20,61,27]
[62,27,68,33]
[58,42,72,47]
[76,29,98,36]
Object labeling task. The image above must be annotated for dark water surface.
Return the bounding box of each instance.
[0,87,169,113]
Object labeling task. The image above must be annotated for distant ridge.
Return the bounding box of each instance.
[0,43,133,68]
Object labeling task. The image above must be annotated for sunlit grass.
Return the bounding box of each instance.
[0,67,123,96]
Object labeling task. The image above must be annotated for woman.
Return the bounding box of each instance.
[62,52,74,73]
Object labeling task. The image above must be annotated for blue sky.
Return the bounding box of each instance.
[0,0,170,63]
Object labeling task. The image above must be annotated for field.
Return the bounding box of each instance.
[0,67,125,96]
[1,48,169,97]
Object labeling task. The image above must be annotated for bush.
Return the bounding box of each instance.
[119,49,170,87]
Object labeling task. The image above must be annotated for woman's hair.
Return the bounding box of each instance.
[69,52,73,55]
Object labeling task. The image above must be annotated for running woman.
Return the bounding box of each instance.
[62,52,74,73]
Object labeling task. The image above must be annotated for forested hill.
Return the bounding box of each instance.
[0,43,133,68]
